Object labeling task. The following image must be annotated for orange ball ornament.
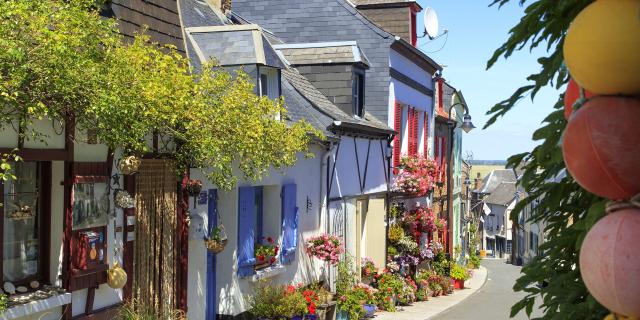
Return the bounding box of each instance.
[562,96,640,200]
[580,209,640,318]
[563,0,640,95]
[564,78,594,120]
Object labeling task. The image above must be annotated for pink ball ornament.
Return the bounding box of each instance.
[579,208,640,317]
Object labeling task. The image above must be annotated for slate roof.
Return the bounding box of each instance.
[232,0,397,123]
[274,42,370,67]
[185,25,285,68]
[480,169,519,194]
[484,182,517,206]
[282,69,394,136]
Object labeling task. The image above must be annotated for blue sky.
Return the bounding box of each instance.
[416,0,560,161]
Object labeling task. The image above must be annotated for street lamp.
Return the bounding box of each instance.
[445,94,474,255]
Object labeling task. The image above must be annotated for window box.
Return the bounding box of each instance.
[2,292,71,319]
[251,264,285,282]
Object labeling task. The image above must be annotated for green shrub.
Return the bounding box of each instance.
[450,263,471,281]
[468,254,481,269]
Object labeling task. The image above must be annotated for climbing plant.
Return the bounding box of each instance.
[0,0,318,190]
[486,0,609,319]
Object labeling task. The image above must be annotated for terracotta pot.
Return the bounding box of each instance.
[453,279,465,290]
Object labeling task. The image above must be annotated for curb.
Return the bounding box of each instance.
[425,265,489,320]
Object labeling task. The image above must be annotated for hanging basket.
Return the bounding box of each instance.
[205,238,227,253]
[184,179,203,197]
[118,156,141,175]
[115,190,135,209]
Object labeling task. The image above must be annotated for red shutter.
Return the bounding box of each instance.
[408,107,418,156]
[440,137,447,182]
[414,109,419,155]
[393,102,402,174]
[423,111,429,155]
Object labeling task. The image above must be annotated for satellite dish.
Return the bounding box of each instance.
[423,7,439,39]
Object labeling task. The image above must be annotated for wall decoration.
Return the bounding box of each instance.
[72,183,109,230]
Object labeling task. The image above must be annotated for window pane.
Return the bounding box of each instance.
[72,183,110,230]
[3,162,40,282]
[260,74,268,97]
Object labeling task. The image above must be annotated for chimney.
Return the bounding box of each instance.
[354,1,422,46]
[207,0,231,13]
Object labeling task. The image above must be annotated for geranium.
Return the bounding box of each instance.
[305,234,344,265]
[393,155,438,196]
[428,240,444,255]
[361,257,377,277]
[255,236,279,264]
[419,247,434,260]
[386,261,400,273]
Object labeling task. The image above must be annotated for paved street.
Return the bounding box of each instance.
[431,259,543,320]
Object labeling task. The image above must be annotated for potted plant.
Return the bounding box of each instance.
[375,273,403,310]
[279,285,308,320]
[336,286,368,320]
[392,155,438,196]
[247,282,284,320]
[360,258,376,284]
[184,179,203,197]
[449,263,471,289]
[118,155,141,175]
[255,237,279,270]
[306,234,344,265]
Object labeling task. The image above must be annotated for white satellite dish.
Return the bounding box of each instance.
[423,7,439,39]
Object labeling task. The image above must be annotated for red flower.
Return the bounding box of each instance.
[305,296,311,303]
[309,302,316,314]
[286,285,296,294]
[270,257,276,263]
[257,255,265,262]
[274,246,279,255]
[267,237,274,244]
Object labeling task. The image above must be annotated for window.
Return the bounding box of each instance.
[1,161,50,285]
[254,186,264,242]
[506,240,512,253]
[352,71,365,117]
[259,67,280,100]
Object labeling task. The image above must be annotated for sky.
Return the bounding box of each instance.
[415,0,560,161]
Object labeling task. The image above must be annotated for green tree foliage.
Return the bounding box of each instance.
[486,0,608,319]
[0,0,318,190]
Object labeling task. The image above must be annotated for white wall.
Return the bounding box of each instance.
[187,145,326,318]
[329,137,387,199]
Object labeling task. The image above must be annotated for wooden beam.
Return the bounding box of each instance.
[0,148,69,161]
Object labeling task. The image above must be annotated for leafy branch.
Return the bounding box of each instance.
[486,0,609,319]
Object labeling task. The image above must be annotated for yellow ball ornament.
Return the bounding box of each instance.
[563,0,640,95]
[107,262,128,289]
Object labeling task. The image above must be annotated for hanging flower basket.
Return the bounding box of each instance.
[205,238,227,253]
[115,190,135,209]
[205,225,228,253]
[393,155,438,196]
[118,156,141,175]
[184,179,203,197]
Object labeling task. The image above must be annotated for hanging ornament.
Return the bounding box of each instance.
[564,78,594,120]
[107,262,128,289]
[580,208,640,318]
[563,0,640,95]
[562,96,640,200]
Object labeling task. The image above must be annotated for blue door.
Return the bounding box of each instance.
[206,189,217,320]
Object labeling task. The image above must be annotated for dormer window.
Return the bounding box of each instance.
[353,69,365,117]
[259,67,280,100]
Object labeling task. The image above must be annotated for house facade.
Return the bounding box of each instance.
[178,1,394,319]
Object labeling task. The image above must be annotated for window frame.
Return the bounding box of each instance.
[254,186,264,243]
[258,66,281,100]
[352,68,365,117]
[0,161,51,287]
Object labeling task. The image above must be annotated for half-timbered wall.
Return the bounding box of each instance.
[328,137,388,199]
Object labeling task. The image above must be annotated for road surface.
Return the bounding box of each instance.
[431,259,543,320]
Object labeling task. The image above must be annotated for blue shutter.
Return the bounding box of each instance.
[237,186,256,277]
[280,184,298,264]
[206,189,217,320]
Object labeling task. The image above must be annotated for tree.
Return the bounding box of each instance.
[0,0,319,190]
[486,0,608,319]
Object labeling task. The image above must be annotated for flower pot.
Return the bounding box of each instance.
[304,315,319,320]
[291,316,304,320]
[363,304,376,318]
[316,301,336,320]
[336,310,349,320]
[453,279,465,290]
